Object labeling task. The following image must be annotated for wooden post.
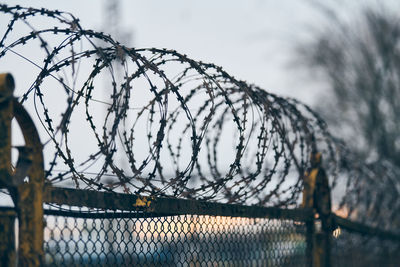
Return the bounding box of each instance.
[0,73,45,266]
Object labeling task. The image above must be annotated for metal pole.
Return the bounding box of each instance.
[302,152,332,267]
[13,98,45,266]
[302,155,316,267]
[0,73,16,266]
[0,210,16,266]
[0,73,45,266]
[0,73,14,187]
[314,160,332,267]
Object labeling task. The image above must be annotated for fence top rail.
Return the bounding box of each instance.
[2,186,400,242]
[333,214,400,242]
[43,186,313,221]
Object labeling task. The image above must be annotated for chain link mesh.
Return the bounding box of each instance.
[43,205,307,266]
[332,227,400,267]
[1,189,400,266]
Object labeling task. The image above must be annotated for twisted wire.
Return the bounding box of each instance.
[0,5,399,230]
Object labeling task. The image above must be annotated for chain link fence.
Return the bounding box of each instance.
[43,205,307,267]
[331,227,400,267]
[1,188,400,266]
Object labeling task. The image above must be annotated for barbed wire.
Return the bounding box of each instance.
[0,4,399,230]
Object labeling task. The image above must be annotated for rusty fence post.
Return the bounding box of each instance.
[0,209,16,266]
[303,157,315,267]
[14,99,45,267]
[0,73,17,266]
[305,215,314,267]
[0,73,45,266]
[314,155,332,267]
[0,73,13,188]
[302,152,332,267]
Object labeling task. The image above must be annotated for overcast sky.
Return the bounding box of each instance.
[4,0,400,103]
[2,0,332,104]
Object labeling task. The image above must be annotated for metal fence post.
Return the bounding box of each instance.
[0,73,45,266]
[302,152,332,267]
[0,73,17,266]
[305,216,314,267]
[0,73,13,189]
[0,210,16,266]
[302,153,316,267]
[314,157,332,267]
[14,97,45,267]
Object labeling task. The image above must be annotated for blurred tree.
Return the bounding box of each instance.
[297,4,400,167]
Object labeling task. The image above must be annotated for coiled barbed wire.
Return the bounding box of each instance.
[0,4,399,230]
